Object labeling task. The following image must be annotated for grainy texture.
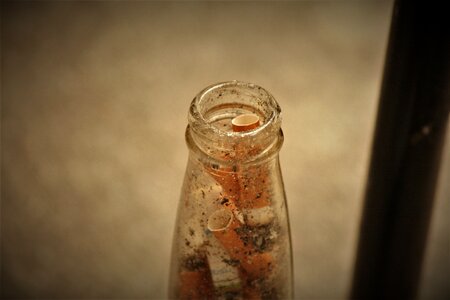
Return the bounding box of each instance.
[1,1,446,299]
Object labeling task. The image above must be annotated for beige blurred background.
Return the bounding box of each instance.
[1,1,448,299]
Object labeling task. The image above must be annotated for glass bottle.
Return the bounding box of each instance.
[169,81,293,299]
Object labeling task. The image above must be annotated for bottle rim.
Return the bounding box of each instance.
[186,80,283,164]
[189,80,281,139]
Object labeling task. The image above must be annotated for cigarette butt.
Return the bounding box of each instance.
[206,235,242,292]
[205,164,244,224]
[207,209,273,278]
[179,269,214,299]
[207,163,270,212]
[205,153,274,226]
[236,165,274,225]
[206,165,240,197]
[232,114,260,132]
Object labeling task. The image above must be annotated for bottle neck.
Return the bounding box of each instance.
[186,81,283,165]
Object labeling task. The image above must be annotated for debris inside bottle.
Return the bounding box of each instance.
[175,112,287,299]
[206,230,242,294]
[179,251,214,299]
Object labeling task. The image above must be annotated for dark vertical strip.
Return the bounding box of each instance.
[351,1,450,299]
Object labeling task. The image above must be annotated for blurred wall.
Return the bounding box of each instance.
[2,1,446,299]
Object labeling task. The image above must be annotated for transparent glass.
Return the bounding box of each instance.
[169,81,293,299]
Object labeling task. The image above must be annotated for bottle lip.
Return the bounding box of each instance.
[187,80,283,164]
[189,80,281,139]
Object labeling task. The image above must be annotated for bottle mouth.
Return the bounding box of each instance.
[187,80,283,164]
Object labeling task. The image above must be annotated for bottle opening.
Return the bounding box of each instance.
[187,81,283,164]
